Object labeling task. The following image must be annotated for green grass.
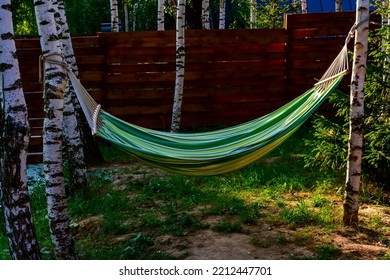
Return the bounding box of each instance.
[1,126,389,260]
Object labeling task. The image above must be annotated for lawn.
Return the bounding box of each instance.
[1,124,389,260]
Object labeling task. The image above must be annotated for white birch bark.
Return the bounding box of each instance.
[201,0,210,29]
[219,0,226,29]
[0,0,41,260]
[343,0,370,227]
[33,0,76,259]
[336,0,343,12]
[301,0,307,13]
[157,0,165,30]
[171,0,186,132]
[124,0,129,32]
[110,0,119,32]
[250,0,256,29]
[52,0,88,193]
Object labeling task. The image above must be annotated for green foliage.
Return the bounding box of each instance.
[254,0,298,29]
[11,0,38,35]
[304,6,390,189]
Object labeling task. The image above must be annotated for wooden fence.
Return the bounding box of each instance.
[14,12,360,163]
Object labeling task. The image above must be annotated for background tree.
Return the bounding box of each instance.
[201,0,210,29]
[301,0,307,13]
[158,0,165,30]
[124,0,129,31]
[219,0,226,29]
[0,0,40,259]
[336,0,343,12]
[110,0,120,31]
[33,0,76,259]
[171,0,186,132]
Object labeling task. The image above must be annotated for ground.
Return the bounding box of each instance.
[72,162,390,260]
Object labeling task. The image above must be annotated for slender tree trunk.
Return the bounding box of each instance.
[171,0,186,132]
[343,0,370,227]
[124,0,129,32]
[219,0,226,29]
[33,0,76,259]
[110,0,119,32]
[250,0,256,29]
[336,0,343,12]
[157,0,165,30]
[52,0,88,194]
[0,0,41,260]
[201,0,210,29]
[301,0,307,13]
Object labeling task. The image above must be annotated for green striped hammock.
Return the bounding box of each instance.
[68,43,349,176]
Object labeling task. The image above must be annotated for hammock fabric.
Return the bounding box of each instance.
[66,40,350,176]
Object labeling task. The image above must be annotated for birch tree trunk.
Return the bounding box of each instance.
[0,0,41,260]
[157,0,165,30]
[110,0,119,32]
[336,0,343,12]
[343,0,370,227]
[171,0,186,132]
[201,0,210,29]
[52,0,88,194]
[33,0,76,259]
[219,0,226,29]
[250,0,256,29]
[301,0,307,13]
[124,0,129,32]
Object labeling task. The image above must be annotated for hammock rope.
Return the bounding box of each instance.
[41,22,362,176]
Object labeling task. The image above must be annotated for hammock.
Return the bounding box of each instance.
[65,35,351,176]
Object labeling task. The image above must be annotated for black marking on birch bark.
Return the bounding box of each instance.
[46,71,67,81]
[1,32,14,40]
[40,20,50,26]
[3,78,23,91]
[352,97,362,107]
[344,182,360,194]
[1,4,11,11]
[12,51,18,60]
[47,34,59,41]
[351,117,364,132]
[34,1,45,6]
[0,63,13,71]
[8,105,28,115]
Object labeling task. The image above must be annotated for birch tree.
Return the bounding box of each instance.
[52,0,88,193]
[201,0,210,29]
[219,0,226,29]
[0,0,40,260]
[343,0,370,227]
[110,0,119,32]
[33,0,76,259]
[336,0,343,12]
[124,0,129,31]
[158,0,165,30]
[171,0,186,132]
[250,0,256,28]
[301,0,307,13]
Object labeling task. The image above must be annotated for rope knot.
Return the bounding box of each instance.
[39,53,69,83]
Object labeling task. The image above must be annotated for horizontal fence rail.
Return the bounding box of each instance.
[12,11,368,163]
